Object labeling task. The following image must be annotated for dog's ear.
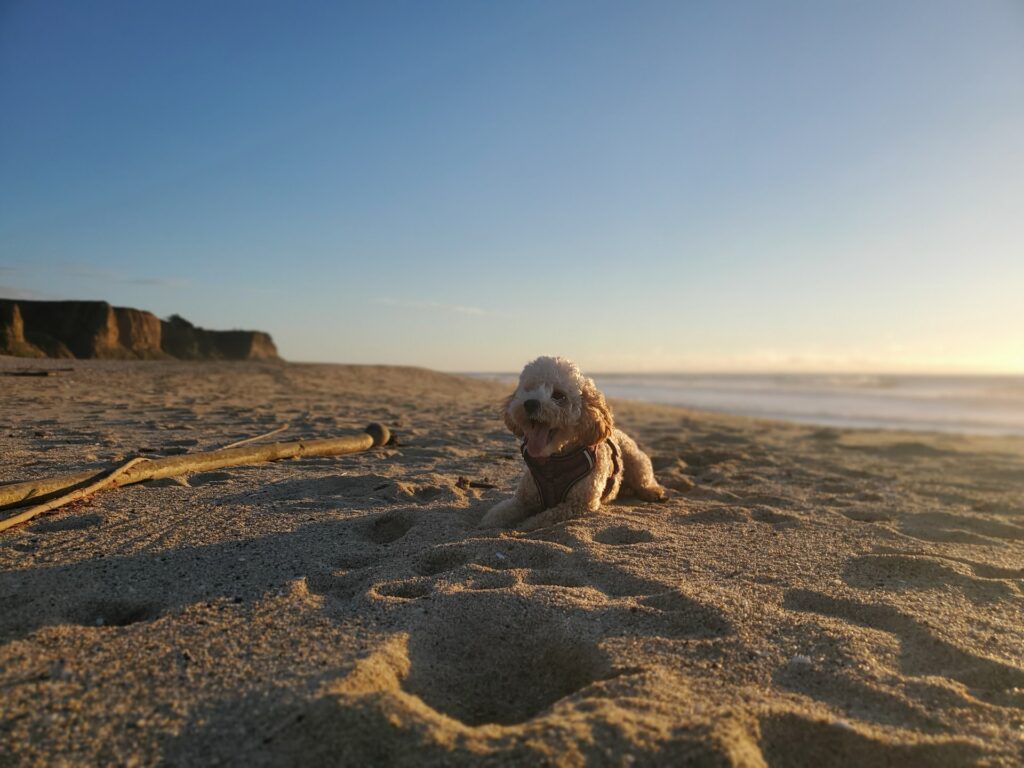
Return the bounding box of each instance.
[579,378,613,445]
[502,392,524,438]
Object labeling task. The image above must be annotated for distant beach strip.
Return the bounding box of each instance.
[470,373,1024,437]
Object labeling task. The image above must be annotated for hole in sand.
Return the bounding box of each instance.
[481,540,563,570]
[461,569,517,591]
[636,591,733,637]
[758,711,984,767]
[374,579,432,600]
[67,600,161,628]
[331,550,379,570]
[306,570,367,601]
[679,507,750,525]
[402,594,608,726]
[364,511,415,544]
[750,508,798,526]
[593,525,655,545]
[417,545,468,575]
[525,570,589,589]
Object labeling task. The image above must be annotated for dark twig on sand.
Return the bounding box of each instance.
[1,369,74,377]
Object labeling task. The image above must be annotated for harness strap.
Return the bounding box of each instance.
[521,438,622,510]
[601,438,621,502]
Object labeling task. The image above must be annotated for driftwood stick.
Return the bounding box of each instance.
[0,424,390,520]
[0,468,102,511]
[0,457,150,534]
[220,423,289,450]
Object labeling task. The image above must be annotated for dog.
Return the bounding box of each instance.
[479,356,666,531]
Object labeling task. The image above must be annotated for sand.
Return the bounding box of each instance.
[1,358,1022,766]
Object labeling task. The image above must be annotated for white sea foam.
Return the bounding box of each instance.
[470,373,1024,436]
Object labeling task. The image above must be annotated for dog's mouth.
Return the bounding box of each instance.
[523,420,558,458]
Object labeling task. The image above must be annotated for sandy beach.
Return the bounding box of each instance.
[1,358,1022,766]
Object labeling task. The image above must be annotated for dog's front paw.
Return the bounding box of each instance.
[477,509,504,528]
[515,515,543,532]
[478,499,522,529]
[636,484,668,503]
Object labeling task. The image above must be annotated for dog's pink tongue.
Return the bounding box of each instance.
[524,423,549,458]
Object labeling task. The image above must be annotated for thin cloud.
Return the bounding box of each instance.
[374,298,485,316]
[120,276,191,288]
[61,263,189,288]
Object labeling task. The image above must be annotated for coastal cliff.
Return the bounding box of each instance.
[0,299,279,361]
[160,314,279,361]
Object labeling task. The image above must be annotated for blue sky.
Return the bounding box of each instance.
[1,1,1022,372]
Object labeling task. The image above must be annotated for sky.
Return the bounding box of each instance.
[1,1,1022,373]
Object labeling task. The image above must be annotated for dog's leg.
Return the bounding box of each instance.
[479,497,530,528]
[515,502,583,531]
[617,430,667,502]
[516,490,600,531]
[479,473,540,528]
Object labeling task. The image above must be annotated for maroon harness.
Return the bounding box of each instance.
[521,438,622,510]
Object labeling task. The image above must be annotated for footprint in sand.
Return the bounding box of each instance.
[897,510,1024,545]
[372,577,434,601]
[309,513,734,648]
[871,547,1024,582]
[398,592,611,726]
[951,558,1024,580]
[630,591,733,638]
[416,538,567,576]
[783,589,1024,708]
[842,554,1020,603]
[305,569,372,601]
[64,598,164,628]
[836,507,893,523]
[414,542,471,576]
[749,507,800,526]
[757,711,986,768]
[773,659,944,732]
[366,535,735,643]
[675,506,751,524]
[318,588,683,735]
[592,524,656,545]
[362,510,417,544]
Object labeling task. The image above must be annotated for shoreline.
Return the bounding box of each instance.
[465,369,1024,439]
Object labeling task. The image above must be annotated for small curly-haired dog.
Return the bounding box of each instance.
[480,356,666,531]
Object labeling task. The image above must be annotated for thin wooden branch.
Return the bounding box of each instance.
[220,423,289,450]
[0,424,390,525]
[0,469,99,511]
[0,457,150,534]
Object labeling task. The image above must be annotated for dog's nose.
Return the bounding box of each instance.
[524,399,540,416]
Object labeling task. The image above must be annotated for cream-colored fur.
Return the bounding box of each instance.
[480,356,666,531]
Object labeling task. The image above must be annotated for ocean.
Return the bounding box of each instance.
[470,373,1024,437]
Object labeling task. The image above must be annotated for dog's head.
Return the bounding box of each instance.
[503,356,613,458]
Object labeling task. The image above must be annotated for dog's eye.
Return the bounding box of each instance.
[552,390,566,402]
